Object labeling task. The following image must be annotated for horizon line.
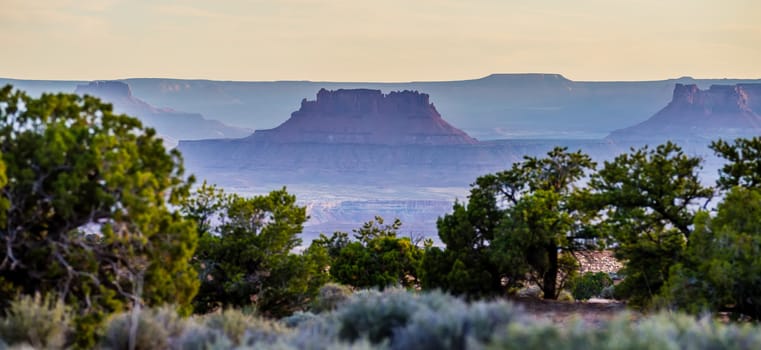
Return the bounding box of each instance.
[3,73,761,85]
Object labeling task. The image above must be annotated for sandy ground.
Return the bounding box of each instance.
[509,297,637,327]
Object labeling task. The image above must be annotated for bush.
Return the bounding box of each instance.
[149,306,189,342]
[335,288,422,343]
[334,288,526,349]
[311,283,353,313]
[174,323,232,350]
[203,309,287,347]
[281,312,321,328]
[5,290,761,350]
[569,272,612,301]
[280,314,341,350]
[557,290,575,302]
[599,285,616,300]
[487,312,761,350]
[0,293,71,349]
[100,309,170,350]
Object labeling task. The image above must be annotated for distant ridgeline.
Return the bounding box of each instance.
[75,81,251,146]
[246,88,478,145]
[608,83,761,143]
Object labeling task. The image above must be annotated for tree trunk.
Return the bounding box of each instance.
[542,243,558,299]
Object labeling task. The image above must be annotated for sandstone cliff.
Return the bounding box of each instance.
[75,81,251,145]
[608,83,761,142]
[246,88,477,145]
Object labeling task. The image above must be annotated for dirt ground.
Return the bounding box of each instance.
[509,297,637,327]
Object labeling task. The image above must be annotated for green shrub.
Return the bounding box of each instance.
[335,288,421,343]
[255,337,379,350]
[203,309,287,346]
[100,309,170,350]
[0,293,71,349]
[149,306,189,342]
[569,272,612,301]
[391,299,525,350]
[175,324,232,350]
[557,290,575,302]
[311,283,353,313]
[487,313,761,350]
[4,291,761,350]
[281,312,321,328]
[281,315,342,350]
[599,285,616,299]
[387,296,468,350]
[334,288,526,349]
[463,301,526,343]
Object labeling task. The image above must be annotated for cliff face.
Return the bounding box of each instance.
[75,81,251,145]
[739,84,761,112]
[246,88,477,145]
[608,83,761,142]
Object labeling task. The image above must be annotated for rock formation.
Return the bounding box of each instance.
[608,83,761,142]
[75,81,251,145]
[740,83,761,112]
[246,88,477,145]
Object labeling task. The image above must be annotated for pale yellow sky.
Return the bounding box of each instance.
[1,0,759,82]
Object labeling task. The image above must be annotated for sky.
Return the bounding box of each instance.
[1,0,759,82]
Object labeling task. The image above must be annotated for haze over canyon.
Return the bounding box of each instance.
[3,73,760,239]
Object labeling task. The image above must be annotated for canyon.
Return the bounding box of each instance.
[4,75,761,240]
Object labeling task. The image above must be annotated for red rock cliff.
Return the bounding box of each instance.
[608,83,761,141]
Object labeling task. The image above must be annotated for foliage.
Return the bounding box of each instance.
[0,290,757,349]
[333,288,525,349]
[421,196,503,297]
[100,309,172,350]
[390,299,523,350]
[334,288,421,343]
[489,313,761,350]
[424,147,596,299]
[314,217,423,289]
[557,290,575,302]
[588,141,712,308]
[311,283,353,313]
[281,311,321,328]
[203,308,287,346]
[183,182,329,317]
[568,272,613,300]
[0,293,71,349]
[0,85,199,347]
[710,137,761,190]
[174,323,232,350]
[599,285,616,300]
[664,187,761,319]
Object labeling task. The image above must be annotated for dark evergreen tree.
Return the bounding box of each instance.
[314,217,424,289]
[424,147,596,299]
[182,182,329,317]
[589,142,712,308]
[0,85,199,347]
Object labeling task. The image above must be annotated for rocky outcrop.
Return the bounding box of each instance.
[246,88,477,145]
[577,251,622,274]
[75,81,251,145]
[608,83,761,142]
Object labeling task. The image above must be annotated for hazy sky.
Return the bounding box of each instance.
[1,0,759,82]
